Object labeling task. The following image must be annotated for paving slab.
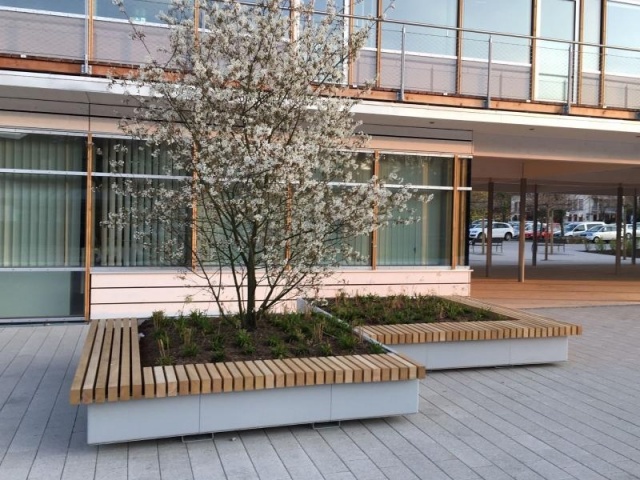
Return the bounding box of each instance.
[1,305,640,479]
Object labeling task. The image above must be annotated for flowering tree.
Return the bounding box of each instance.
[112,0,412,330]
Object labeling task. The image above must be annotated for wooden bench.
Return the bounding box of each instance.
[470,237,503,253]
[355,296,581,371]
[71,319,426,444]
[535,238,567,252]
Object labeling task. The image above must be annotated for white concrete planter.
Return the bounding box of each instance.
[387,337,569,371]
[86,379,419,444]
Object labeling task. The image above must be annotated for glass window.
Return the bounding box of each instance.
[381,0,457,56]
[536,0,575,101]
[582,0,601,72]
[379,154,453,187]
[606,1,640,76]
[352,0,377,48]
[377,154,453,266]
[93,138,190,267]
[0,0,84,15]
[377,190,453,266]
[0,271,84,318]
[95,0,171,22]
[0,173,84,267]
[0,133,84,171]
[0,135,85,268]
[463,0,532,63]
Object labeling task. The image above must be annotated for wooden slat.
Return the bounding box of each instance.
[363,355,391,382]
[153,366,167,398]
[215,363,234,392]
[107,319,122,402]
[289,358,315,386]
[174,365,190,395]
[195,363,211,394]
[163,366,178,397]
[352,355,381,382]
[235,362,254,391]
[281,359,305,386]
[223,362,244,391]
[185,364,201,394]
[93,320,114,404]
[262,359,285,388]
[119,319,132,401]
[143,366,155,399]
[309,357,335,384]
[70,321,99,405]
[272,359,295,387]
[245,361,265,390]
[205,363,223,393]
[130,320,143,399]
[253,360,275,389]
[315,356,343,383]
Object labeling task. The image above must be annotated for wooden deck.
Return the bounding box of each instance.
[471,264,640,308]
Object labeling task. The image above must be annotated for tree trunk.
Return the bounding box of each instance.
[244,252,258,331]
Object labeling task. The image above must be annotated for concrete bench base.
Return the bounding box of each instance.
[390,337,568,371]
[86,379,419,444]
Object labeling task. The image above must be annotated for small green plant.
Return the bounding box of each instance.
[157,337,173,365]
[235,329,253,348]
[210,333,225,351]
[367,342,386,354]
[151,310,166,330]
[318,342,333,356]
[337,332,358,351]
[181,343,199,358]
[270,343,289,359]
[210,349,225,362]
[189,309,211,333]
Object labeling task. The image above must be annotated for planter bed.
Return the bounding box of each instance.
[353,296,582,370]
[70,319,426,444]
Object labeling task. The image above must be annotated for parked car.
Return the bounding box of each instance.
[563,221,605,237]
[468,222,515,242]
[584,224,618,243]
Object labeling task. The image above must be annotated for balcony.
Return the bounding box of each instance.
[1,5,639,114]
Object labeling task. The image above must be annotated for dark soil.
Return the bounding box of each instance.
[318,294,507,326]
[138,310,383,368]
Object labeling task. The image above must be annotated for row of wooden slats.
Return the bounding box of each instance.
[70,319,427,405]
[140,352,426,398]
[356,297,582,345]
[448,296,583,336]
[70,319,144,405]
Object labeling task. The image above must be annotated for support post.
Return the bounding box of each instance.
[532,186,538,266]
[565,44,574,114]
[518,178,527,282]
[615,184,623,274]
[398,25,406,101]
[485,181,494,278]
[486,36,493,108]
[633,190,638,265]
[84,133,94,320]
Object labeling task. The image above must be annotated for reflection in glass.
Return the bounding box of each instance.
[536,0,575,102]
[462,0,532,63]
[0,0,84,15]
[606,2,640,76]
[95,0,172,22]
[381,0,457,56]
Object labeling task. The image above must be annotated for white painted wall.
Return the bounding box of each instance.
[90,268,471,319]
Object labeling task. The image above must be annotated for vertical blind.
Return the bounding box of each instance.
[93,138,188,267]
[0,135,84,267]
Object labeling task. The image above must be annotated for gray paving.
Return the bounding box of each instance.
[1,307,640,479]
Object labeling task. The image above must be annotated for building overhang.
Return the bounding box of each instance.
[2,69,640,194]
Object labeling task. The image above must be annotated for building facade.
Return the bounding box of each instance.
[2,0,640,321]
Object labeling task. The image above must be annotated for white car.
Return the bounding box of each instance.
[468,222,515,242]
[584,225,617,243]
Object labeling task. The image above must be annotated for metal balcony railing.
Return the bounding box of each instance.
[2,3,640,111]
